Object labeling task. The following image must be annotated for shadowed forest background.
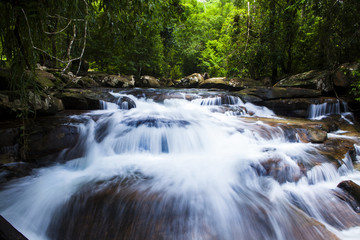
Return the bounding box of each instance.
[1,0,359,83]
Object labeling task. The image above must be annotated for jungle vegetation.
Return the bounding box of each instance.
[0,0,359,84]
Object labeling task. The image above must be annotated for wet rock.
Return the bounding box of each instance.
[0,162,34,183]
[198,77,229,89]
[136,76,161,88]
[0,127,20,165]
[254,158,304,183]
[274,70,333,93]
[319,138,358,168]
[47,178,180,240]
[306,128,327,143]
[288,189,360,231]
[57,90,101,110]
[261,97,338,118]
[0,215,28,240]
[175,73,203,88]
[333,188,360,213]
[26,124,79,162]
[116,96,136,110]
[235,87,321,101]
[337,180,360,208]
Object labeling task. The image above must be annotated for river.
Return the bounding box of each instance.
[1,89,360,240]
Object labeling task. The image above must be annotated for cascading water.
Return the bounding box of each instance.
[308,100,353,122]
[0,89,360,240]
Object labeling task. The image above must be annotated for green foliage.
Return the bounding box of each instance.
[1,0,360,88]
[350,69,360,101]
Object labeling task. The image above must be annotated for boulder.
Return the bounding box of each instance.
[305,128,328,143]
[175,73,203,88]
[337,180,360,207]
[57,91,100,110]
[116,96,136,110]
[228,77,265,90]
[198,77,229,89]
[0,91,64,118]
[75,76,99,88]
[275,70,333,93]
[235,87,321,101]
[29,91,64,115]
[136,76,161,88]
[333,62,360,87]
[232,87,327,118]
[56,89,123,110]
[34,69,58,90]
[98,75,135,88]
[261,98,337,118]
[0,127,20,165]
[27,124,80,163]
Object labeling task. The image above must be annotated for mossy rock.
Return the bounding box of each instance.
[275,70,333,93]
[35,70,56,89]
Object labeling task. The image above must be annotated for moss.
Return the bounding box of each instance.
[34,70,55,89]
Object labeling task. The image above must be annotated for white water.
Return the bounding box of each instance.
[1,89,360,240]
[308,100,354,124]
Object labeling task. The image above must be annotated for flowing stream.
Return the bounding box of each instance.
[1,89,360,240]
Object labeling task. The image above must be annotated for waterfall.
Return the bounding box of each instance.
[0,89,359,240]
[308,100,353,122]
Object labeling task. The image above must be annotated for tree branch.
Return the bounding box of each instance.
[44,19,72,35]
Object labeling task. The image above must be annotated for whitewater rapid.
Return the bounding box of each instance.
[0,89,359,240]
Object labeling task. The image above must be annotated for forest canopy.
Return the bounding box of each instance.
[0,0,359,82]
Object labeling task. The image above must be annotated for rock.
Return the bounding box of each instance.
[29,91,64,115]
[0,162,34,183]
[275,70,333,93]
[337,180,360,208]
[260,97,338,118]
[56,89,122,110]
[34,69,58,90]
[198,77,229,89]
[100,75,135,88]
[76,76,99,88]
[203,72,210,80]
[333,188,360,213]
[175,73,203,88]
[305,128,327,143]
[0,91,64,118]
[0,215,28,240]
[228,77,265,90]
[333,62,360,87]
[27,124,80,163]
[285,127,327,143]
[259,76,272,87]
[57,91,100,110]
[235,87,321,101]
[232,87,323,118]
[116,96,136,110]
[0,127,20,165]
[136,76,161,88]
